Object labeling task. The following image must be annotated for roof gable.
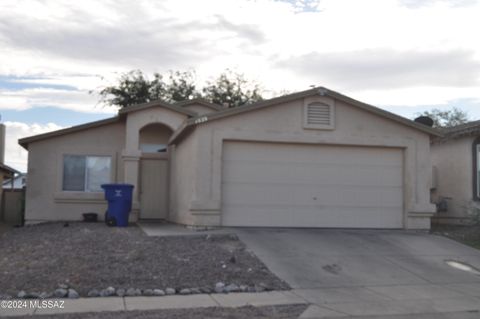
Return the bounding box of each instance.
[432,120,480,143]
[173,98,223,111]
[175,87,442,139]
[19,117,121,149]
[119,100,198,116]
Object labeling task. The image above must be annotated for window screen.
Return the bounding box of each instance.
[63,155,111,192]
[63,155,86,191]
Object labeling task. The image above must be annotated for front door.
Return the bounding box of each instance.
[140,158,168,219]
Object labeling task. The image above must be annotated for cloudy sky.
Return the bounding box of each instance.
[1,0,480,171]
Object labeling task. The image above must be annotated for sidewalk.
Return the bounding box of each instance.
[3,288,480,318]
[0,291,306,317]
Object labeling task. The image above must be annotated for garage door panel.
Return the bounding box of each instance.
[223,204,403,228]
[222,142,404,228]
[223,161,402,187]
[224,142,403,167]
[224,182,402,207]
[223,183,294,206]
[223,204,294,227]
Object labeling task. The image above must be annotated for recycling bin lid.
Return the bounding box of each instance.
[101,183,134,188]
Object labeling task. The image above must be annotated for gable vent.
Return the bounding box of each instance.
[306,102,331,126]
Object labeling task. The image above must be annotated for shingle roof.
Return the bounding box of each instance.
[169,86,442,144]
[19,86,443,149]
[0,162,20,178]
[432,120,480,143]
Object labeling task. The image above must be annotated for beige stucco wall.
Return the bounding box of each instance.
[122,107,188,218]
[24,121,126,222]
[175,96,435,229]
[23,96,435,229]
[24,106,189,224]
[169,132,198,225]
[139,124,172,145]
[431,136,475,222]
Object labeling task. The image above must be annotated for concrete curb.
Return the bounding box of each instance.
[0,291,308,317]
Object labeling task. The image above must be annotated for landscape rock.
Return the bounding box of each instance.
[125,288,137,297]
[153,289,165,296]
[25,292,40,299]
[258,283,271,291]
[214,282,225,293]
[200,287,212,294]
[225,283,240,293]
[254,285,266,292]
[87,289,100,297]
[0,223,289,300]
[179,288,191,295]
[17,291,27,298]
[67,289,79,299]
[99,286,116,297]
[54,288,68,298]
[142,289,154,296]
[39,291,52,299]
[116,288,126,297]
[165,288,175,295]
[190,288,201,294]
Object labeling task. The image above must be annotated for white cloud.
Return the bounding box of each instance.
[275,49,480,90]
[0,0,480,115]
[3,121,64,172]
[0,88,116,114]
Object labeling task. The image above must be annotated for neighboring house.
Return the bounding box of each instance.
[0,123,19,185]
[0,163,18,191]
[431,121,480,224]
[19,87,440,229]
[2,173,26,189]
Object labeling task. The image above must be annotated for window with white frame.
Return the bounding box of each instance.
[63,155,111,192]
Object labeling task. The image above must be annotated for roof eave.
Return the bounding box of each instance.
[173,99,223,111]
[18,116,121,150]
[180,87,443,137]
[119,100,198,117]
[0,163,21,175]
[324,89,443,137]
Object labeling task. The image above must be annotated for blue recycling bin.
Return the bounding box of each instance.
[101,183,134,227]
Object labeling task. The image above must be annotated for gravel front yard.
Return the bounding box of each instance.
[0,222,288,297]
[431,223,480,249]
[3,304,307,319]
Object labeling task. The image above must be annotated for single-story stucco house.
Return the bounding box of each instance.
[19,87,441,229]
[431,121,480,224]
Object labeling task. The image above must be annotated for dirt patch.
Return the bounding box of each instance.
[431,223,480,249]
[3,304,307,319]
[0,223,13,236]
[0,222,289,296]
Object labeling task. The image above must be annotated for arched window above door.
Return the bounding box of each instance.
[139,123,173,153]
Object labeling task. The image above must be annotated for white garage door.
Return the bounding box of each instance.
[221,141,404,228]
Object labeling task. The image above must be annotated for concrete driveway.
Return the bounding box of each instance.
[235,228,480,318]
